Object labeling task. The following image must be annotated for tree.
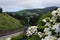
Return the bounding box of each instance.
[0,8,2,13]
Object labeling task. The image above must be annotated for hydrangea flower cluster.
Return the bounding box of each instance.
[26,8,60,40]
[26,26,38,36]
[5,37,11,40]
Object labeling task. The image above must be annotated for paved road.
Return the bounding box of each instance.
[0,26,28,40]
[0,31,23,40]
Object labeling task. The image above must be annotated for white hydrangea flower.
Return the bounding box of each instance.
[52,23,60,33]
[44,28,52,36]
[51,27,55,30]
[51,10,58,16]
[51,8,60,16]
[26,26,38,36]
[45,31,52,36]
[57,37,60,40]
[42,36,57,40]
[45,22,51,28]
[50,19,56,23]
[43,36,52,40]
[38,32,44,38]
[26,31,33,36]
[42,19,47,23]
[41,38,44,40]
[50,36,57,40]
[5,37,11,40]
[57,8,60,12]
[57,12,60,16]
[38,32,42,38]
[50,19,53,22]
[44,28,50,32]
[52,16,57,21]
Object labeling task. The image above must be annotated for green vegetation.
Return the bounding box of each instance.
[11,12,52,40]
[38,26,46,32]
[11,34,27,40]
[10,7,59,40]
[7,6,58,26]
[11,34,41,40]
[26,35,41,40]
[37,12,52,26]
[0,13,23,32]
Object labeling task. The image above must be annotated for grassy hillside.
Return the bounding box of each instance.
[0,13,23,32]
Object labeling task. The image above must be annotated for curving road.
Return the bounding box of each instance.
[0,31,23,40]
[0,26,28,40]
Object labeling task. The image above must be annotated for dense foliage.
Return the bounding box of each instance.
[11,34,27,40]
[37,11,52,26]
[26,35,41,40]
[11,34,40,40]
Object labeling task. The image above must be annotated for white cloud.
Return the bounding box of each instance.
[0,0,60,12]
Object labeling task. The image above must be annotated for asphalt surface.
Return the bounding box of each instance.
[0,26,28,40]
[0,31,23,40]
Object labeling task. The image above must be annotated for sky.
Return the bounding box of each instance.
[0,0,60,12]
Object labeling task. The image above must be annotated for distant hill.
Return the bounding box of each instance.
[0,13,23,32]
[15,6,58,16]
[6,6,58,26]
[5,6,58,15]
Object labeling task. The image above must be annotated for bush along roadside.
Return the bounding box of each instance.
[10,8,60,40]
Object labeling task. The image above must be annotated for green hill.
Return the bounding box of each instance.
[6,6,58,26]
[0,13,23,32]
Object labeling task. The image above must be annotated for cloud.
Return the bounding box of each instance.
[0,0,60,12]
[41,0,60,7]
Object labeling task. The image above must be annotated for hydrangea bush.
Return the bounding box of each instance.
[11,8,60,40]
[26,8,60,40]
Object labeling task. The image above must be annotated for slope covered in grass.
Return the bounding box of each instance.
[0,13,23,32]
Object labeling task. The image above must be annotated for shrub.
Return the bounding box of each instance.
[37,26,46,32]
[26,35,41,40]
[11,34,27,40]
[37,12,52,26]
